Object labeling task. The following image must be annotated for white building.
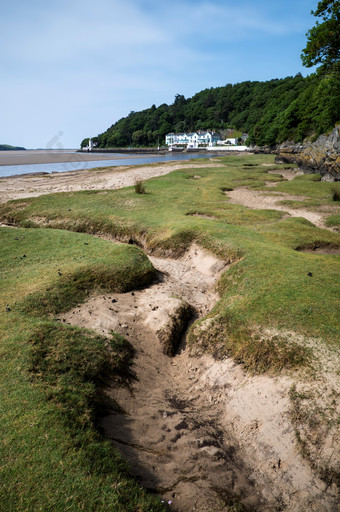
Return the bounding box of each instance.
[217,138,238,146]
[166,130,221,149]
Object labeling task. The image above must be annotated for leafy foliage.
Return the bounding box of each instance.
[94,74,338,149]
[301,0,340,73]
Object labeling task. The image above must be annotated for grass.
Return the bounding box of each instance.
[258,173,340,209]
[326,213,340,228]
[1,154,339,337]
[1,153,340,508]
[1,156,339,344]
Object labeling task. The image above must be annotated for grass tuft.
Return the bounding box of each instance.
[134,179,146,194]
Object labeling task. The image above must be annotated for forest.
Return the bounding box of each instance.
[82,73,339,149]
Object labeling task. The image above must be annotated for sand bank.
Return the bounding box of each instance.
[0,150,145,166]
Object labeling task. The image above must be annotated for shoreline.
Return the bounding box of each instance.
[0,150,221,179]
[0,150,151,167]
[0,148,249,168]
[0,159,225,203]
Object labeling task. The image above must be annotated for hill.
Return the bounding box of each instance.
[0,144,26,151]
[84,73,339,149]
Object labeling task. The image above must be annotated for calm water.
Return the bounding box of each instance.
[0,152,209,178]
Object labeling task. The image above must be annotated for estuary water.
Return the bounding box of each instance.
[0,151,209,178]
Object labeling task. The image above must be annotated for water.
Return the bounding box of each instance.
[0,152,209,178]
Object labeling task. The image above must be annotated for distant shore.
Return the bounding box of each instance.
[78,147,248,155]
[0,150,145,167]
[78,147,169,155]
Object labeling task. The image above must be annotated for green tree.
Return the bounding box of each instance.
[301,0,340,73]
[132,130,147,146]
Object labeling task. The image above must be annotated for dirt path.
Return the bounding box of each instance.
[0,161,222,203]
[226,187,330,230]
[60,244,338,511]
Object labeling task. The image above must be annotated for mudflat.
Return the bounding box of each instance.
[0,150,143,166]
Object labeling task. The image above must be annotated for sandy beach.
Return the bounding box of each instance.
[0,159,222,203]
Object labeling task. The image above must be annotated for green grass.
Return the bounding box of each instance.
[1,153,340,509]
[1,156,339,344]
[260,173,340,208]
[0,228,165,511]
[326,213,340,229]
[1,155,339,340]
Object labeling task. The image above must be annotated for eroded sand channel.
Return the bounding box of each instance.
[61,244,338,511]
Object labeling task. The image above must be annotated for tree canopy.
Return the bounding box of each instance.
[301,0,340,73]
[91,73,338,149]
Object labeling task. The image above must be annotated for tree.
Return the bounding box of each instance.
[301,0,340,73]
[80,138,89,149]
[132,130,147,146]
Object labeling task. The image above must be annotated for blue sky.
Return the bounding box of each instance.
[0,0,318,148]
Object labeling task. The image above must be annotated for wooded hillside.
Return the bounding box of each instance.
[85,73,339,149]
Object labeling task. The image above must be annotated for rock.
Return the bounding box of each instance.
[275,127,340,181]
[321,173,335,182]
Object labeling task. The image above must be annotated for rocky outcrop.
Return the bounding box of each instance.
[275,128,340,181]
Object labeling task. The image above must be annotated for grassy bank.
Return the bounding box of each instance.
[0,227,165,511]
[1,154,339,346]
[1,154,340,508]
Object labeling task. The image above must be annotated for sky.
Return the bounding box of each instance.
[0,0,318,149]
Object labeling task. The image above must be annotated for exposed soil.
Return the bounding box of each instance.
[296,245,340,255]
[226,188,332,230]
[60,244,339,511]
[266,168,304,181]
[186,213,218,220]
